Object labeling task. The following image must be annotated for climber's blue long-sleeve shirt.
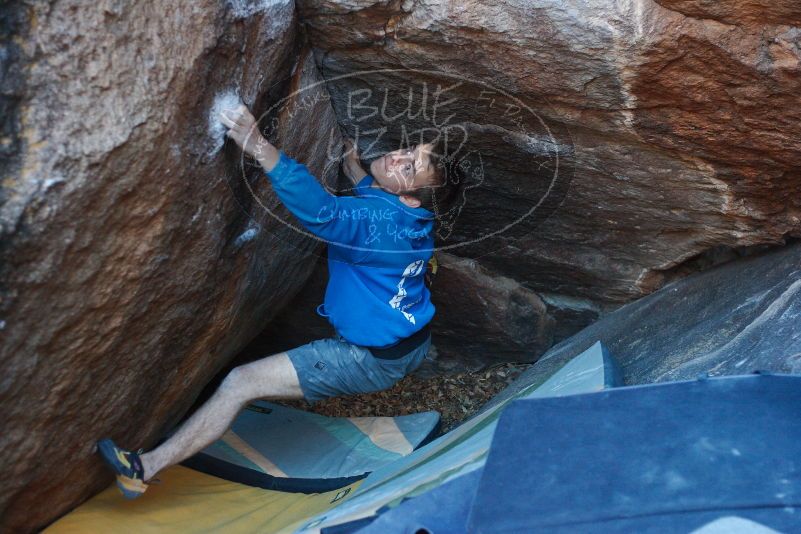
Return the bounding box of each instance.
[265,151,436,348]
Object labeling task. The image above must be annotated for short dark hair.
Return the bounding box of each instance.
[401,139,465,221]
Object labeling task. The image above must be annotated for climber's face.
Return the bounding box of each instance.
[370,142,437,197]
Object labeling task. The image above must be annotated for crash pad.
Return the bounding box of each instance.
[49,342,620,533]
[305,341,621,531]
[469,374,801,532]
[184,402,440,492]
[46,466,361,534]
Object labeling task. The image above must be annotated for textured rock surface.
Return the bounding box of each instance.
[484,240,801,413]
[296,0,801,315]
[246,255,337,356]
[0,1,342,530]
[654,0,801,26]
[428,253,554,368]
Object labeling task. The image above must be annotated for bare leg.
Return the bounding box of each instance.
[140,352,303,481]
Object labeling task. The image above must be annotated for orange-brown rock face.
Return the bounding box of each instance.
[654,0,801,26]
[296,0,801,311]
[0,2,341,530]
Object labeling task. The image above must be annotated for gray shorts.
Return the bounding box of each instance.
[286,333,432,402]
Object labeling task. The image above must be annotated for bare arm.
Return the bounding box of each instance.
[342,138,368,185]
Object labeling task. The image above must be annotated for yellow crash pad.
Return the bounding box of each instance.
[47,466,360,533]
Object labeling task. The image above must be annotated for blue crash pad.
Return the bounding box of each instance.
[183,401,440,493]
[469,373,801,533]
[354,469,483,534]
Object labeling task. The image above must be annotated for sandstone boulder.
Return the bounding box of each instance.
[296,0,801,319]
[485,240,801,413]
[0,2,341,530]
[428,253,554,369]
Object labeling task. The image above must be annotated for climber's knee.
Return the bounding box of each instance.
[218,366,250,400]
[219,353,303,401]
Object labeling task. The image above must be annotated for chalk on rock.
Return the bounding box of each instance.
[227,0,291,20]
[234,226,260,249]
[208,90,243,156]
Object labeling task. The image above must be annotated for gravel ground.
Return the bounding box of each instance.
[280,362,531,434]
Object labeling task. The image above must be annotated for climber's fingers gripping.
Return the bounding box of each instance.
[220,103,248,123]
[219,110,238,130]
[220,105,263,158]
[220,105,254,132]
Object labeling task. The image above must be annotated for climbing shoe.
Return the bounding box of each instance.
[97,438,149,499]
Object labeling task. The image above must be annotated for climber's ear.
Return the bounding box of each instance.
[399,194,422,209]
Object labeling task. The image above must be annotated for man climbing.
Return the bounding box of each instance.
[97,104,464,498]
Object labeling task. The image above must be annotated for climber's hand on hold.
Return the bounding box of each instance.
[219,105,260,155]
[220,105,280,171]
